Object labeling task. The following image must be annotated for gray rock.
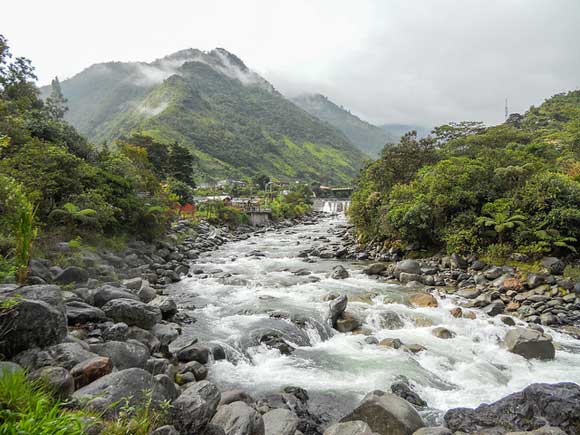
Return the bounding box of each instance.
[211,401,265,435]
[0,361,23,376]
[542,257,565,275]
[219,390,255,406]
[378,311,404,329]
[364,263,387,275]
[391,381,427,408]
[484,267,503,280]
[72,368,169,417]
[171,380,221,434]
[0,296,67,358]
[101,298,162,329]
[54,266,88,285]
[93,285,140,307]
[103,322,129,341]
[122,277,142,290]
[331,265,350,279]
[176,343,210,363]
[335,312,361,333]
[431,327,455,339]
[341,390,425,435]
[450,254,467,270]
[151,323,180,346]
[65,301,106,325]
[127,326,161,352]
[444,382,580,434]
[412,428,452,435]
[527,274,545,289]
[324,421,379,435]
[29,259,53,282]
[329,295,348,327]
[395,260,422,276]
[43,342,99,370]
[456,288,482,299]
[504,328,555,360]
[30,366,74,399]
[482,301,505,317]
[263,408,299,435]
[89,340,150,370]
[150,425,180,435]
[149,296,178,319]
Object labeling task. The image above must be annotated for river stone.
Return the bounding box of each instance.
[30,366,74,399]
[391,381,427,408]
[211,401,265,435]
[336,312,361,332]
[484,267,503,280]
[395,260,422,276]
[341,390,425,435]
[408,293,438,308]
[263,408,299,435]
[412,428,452,435]
[219,390,256,406]
[54,266,89,285]
[431,327,455,339]
[364,263,387,275]
[0,361,23,376]
[482,300,505,317]
[127,326,161,352]
[72,368,170,417]
[542,257,565,275]
[324,421,380,435]
[379,311,404,329]
[456,288,481,299]
[506,428,567,435]
[450,254,467,270]
[93,285,140,307]
[151,323,180,346]
[0,297,67,358]
[101,298,162,329]
[504,328,555,360]
[70,356,113,388]
[331,265,350,279]
[171,381,221,433]
[149,296,178,319]
[329,295,348,327]
[150,426,180,435]
[65,301,107,324]
[89,340,150,369]
[444,382,580,434]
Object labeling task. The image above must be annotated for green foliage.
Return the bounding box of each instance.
[350,90,580,258]
[198,201,247,227]
[270,185,312,219]
[101,391,171,435]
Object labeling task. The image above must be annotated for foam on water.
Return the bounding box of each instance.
[169,215,580,420]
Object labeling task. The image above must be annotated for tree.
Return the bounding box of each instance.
[252,173,270,190]
[431,121,486,145]
[46,76,68,119]
[477,207,526,244]
[168,142,195,187]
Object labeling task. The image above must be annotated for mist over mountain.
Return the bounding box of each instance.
[43,48,366,184]
[380,124,431,140]
[291,93,396,157]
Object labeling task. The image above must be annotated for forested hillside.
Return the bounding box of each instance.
[44,49,366,184]
[350,91,580,260]
[292,93,395,157]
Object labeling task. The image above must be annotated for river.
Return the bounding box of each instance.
[169,214,580,424]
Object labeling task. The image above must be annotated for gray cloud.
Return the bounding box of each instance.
[2,0,578,127]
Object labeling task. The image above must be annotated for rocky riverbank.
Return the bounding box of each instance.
[1,214,579,435]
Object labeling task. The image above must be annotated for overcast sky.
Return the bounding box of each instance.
[2,0,579,126]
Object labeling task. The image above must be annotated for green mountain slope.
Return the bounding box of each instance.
[292,93,396,157]
[44,49,366,184]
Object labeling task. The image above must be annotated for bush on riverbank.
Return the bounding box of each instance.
[350,90,580,261]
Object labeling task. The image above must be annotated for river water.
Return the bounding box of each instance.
[169,215,580,423]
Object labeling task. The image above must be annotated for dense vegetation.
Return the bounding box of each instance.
[292,93,396,157]
[0,35,197,282]
[350,91,580,261]
[45,49,367,184]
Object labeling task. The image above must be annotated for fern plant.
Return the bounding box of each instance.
[476,211,527,244]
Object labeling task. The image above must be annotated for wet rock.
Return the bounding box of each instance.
[482,301,505,317]
[527,274,545,289]
[171,380,221,433]
[45,342,100,370]
[391,379,427,408]
[484,267,503,280]
[211,401,265,435]
[127,326,161,352]
[54,266,88,285]
[542,257,565,275]
[444,382,580,434]
[379,338,404,349]
[70,356,113,388]
[364,263,387,275]
[178,360,207,381]
[263,408,299,435]
[65,301,106,325]
[93,285,140,307]
[219,390,255,406]
[471,261,487,271]
[455,288,481,299]
[395,260,422,276]
[408,293,438,308]
[151,323,180,347]
[30,366,74,399]
[331,265,350,279]
[412,428,452,435]
[149,296,178,319]
[101,298,162,329]
[89,340,150,369]
[335,312,362,333]
[324,421,379,435]
[431,327,455,339]
[341,390,425,435]
[329,295,348,327]
[505,427,567,435]
[500,316,516,326]
[504,328,555,360]
[72,368,170,417]
[176,343,210,363]
[260,333,295,355]
[102,322,129,341]
[378,311,404,329]
[399,273,424,285]
[450,254,467,270]
[449,307,462,318]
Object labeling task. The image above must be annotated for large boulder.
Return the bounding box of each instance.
[89,340,150,370]
[0,293,67,358]
[324,421,380,435]
[263,408,299,435]
[45,342,100,370]
[211,401,265,435]
[70,356,113,388]
[72,368,170,417]
[504,328,555,360]
[101,298,162,329]
[331,265,350,279]
[336,312,362,333]
[378,311,404,330]
[92,285,140,307]
[444,382,580,435]
[542,257,565,275]
[54,266,88,285]
[408,293,438,308]
[341,390,425,435]
[395,260,422,276]
[329,295,348,327]
[171,381,221,434]
[65,301,106,325]
[149,296,178,319]
[364,263,387,275]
